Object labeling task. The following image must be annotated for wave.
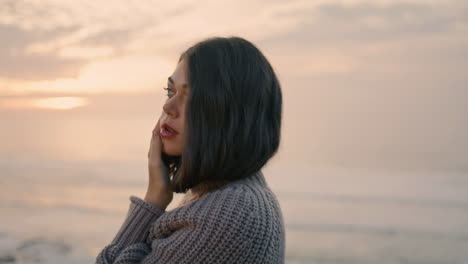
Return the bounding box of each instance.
[276,191,468,209]
[1,200,123,216]
[286,222,468,241]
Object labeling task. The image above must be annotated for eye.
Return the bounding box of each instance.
[163,87,175,97]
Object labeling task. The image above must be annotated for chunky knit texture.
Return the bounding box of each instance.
[95,170,285,263]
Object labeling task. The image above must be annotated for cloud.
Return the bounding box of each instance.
[0,0,304,82]
[1,0,467,90]
[261,1,468,45]
[255,1,468,78]
[0,0,174,81]
[0,55,173,95]
[0,24,86,81]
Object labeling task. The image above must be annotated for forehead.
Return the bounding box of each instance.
[168,59,189,88]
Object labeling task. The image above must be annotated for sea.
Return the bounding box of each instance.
[2,158,468,263]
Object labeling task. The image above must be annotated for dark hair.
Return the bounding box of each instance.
[162,36,282,194]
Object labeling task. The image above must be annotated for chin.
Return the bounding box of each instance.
[162,144,182,156]
[163,150,181,156]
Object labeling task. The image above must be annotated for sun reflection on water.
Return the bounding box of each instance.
[0,96,89,110]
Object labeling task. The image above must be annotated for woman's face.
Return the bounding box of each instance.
[159,58,190,156]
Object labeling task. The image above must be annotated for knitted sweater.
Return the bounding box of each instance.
[95,170,285,263]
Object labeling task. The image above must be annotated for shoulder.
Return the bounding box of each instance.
[207,171,269,205]
[153,170,283,235]
[202,170,285,260]
[199,170,283,227]
[168,171,276,222]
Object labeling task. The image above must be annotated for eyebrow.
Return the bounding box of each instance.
[168,76,189,89]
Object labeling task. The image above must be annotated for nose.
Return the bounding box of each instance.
[162,99,178,118]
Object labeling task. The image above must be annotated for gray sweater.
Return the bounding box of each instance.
[95,170,285,263]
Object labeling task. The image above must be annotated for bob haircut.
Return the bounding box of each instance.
[161,36,282,194]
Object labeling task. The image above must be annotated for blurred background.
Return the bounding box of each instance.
[1,0,467,263]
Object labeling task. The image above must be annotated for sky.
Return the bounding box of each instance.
[1,0,467,171]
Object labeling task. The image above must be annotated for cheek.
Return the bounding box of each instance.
[161,135,184,156]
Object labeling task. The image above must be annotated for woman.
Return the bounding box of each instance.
[95,36,284,263]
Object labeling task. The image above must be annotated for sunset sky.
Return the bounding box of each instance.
[1,0,467,170]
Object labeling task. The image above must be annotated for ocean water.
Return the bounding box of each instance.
[1,158,468,264]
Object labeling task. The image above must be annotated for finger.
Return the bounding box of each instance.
[149,117,161,159]
[149,127,156,158]
[150,127,161,157]
[155,118,161,134]
[148,136,152,159]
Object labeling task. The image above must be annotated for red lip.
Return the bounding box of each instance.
[161,123,179,134]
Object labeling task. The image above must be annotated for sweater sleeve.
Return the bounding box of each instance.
[95,195,165,264]
[96,190,259,264]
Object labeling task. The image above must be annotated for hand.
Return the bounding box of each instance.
[145,118,173,210]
